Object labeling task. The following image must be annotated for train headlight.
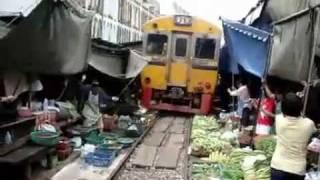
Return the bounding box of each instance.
[205,82,211,89]
[144,77,151,84]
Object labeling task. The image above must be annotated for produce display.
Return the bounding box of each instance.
[192,116,220,131]
[254,136,277,161]
[208,151,230,164]
[191,116,233,157]
[191,116,273,180]
[192,163,221,180]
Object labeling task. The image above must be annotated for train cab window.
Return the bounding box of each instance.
[146,34,168,56]
[175,38,187,57]
[194,38,216,59]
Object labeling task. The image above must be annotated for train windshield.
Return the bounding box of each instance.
[194,38,216,59]
[175,38,187,57]
[146,34,168,56]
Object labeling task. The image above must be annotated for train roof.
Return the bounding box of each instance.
[143,15,222,35]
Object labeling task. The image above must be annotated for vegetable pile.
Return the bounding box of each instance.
[192,163,221,180]
[255,136,277,161]
[191,116,273,180]
[191,116,233,157]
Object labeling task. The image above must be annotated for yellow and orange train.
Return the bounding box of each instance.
[140,15,222,114]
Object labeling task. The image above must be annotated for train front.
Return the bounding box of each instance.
[140,15,221,114]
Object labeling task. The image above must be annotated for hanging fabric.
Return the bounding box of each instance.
[265,0,320,82]
[222,18,271,77]
[3,71,43,96]
[0,0,93,75]
[89,39,147,79]
[268,13,315,82]
[125,50,149,78]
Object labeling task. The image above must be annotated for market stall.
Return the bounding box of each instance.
[51,110,157,180]
[189,115,276,180]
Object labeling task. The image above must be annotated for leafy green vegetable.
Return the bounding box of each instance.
[255,136,276,161]
[192,163,220,180]
[192,115,220,131]
[221,168,244,180]
[191,116,233,157]
[191,116,272,180]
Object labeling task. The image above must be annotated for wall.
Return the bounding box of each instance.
[86,0,160,44]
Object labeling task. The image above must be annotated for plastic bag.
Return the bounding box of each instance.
[308,138,320,153]
[305,170,320,180]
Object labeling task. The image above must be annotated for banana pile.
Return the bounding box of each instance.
[209,151,230,164]
[255,167,271,180]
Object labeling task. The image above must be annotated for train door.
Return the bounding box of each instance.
[168,33,191,87]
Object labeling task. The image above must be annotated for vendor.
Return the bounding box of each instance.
[271,93,317,180]
[228,79,251,129]
[254,80,276,136]
[98,106,118,132]
[78,79,119,128]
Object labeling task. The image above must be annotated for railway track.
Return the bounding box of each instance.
[114,114,192,180]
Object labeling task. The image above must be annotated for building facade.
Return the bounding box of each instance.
[172,1,190,15]
[81,0,160,44]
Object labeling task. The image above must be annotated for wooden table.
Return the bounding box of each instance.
[0,116,36,156]
[0,116,36,129]
[0,144,55,180]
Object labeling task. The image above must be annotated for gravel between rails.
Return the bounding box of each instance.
[114,115,192,180]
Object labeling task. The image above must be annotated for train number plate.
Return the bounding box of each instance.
[174,15,192,26]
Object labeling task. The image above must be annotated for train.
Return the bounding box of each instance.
[140,15,222,114]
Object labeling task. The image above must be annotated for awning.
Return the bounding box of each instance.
[265,0,320,82]
[219,45,239,74]
[89,39,148,79]
[125,50,149,78]
[0,0,93,75]
[222,18,271,77]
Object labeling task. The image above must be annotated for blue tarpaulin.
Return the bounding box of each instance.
[221,19,271,77]
[219,45,239,74]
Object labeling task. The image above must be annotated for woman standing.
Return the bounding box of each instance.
[271,93,317,180]
[255,81,276,136]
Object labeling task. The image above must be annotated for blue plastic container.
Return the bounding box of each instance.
[84,150,116,167]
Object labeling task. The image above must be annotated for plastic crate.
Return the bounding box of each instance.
[84,150,116,167]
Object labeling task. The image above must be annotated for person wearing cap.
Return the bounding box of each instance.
[78,79,119,129]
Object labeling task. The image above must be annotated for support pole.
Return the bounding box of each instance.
[231,73,235,113]
[302,8,319,117]
[273,3,320,25]
[117,76,137,98]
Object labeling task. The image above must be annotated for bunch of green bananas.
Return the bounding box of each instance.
[209,151,230,164]
[255,167,270,180]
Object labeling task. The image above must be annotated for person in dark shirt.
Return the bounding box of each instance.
[78,80,118,112]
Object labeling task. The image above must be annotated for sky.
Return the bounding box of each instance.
[160,0,259,25]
